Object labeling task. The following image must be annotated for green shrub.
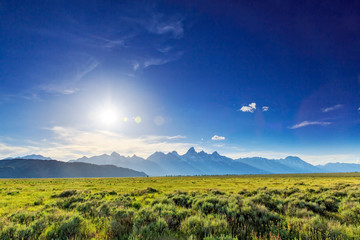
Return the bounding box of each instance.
[132,201,142,210]
[14,225,32,240]
[133,217,168,240]
[56,190,77,198]
[204,236,237,240]
[108,209,135,239]
[30,218,48,238]
[181,215,229,239]
[0,223,17,240]
[45,215,93,240]
[339,202,360,224]
[77,200,99,217]
[9,212,36,225]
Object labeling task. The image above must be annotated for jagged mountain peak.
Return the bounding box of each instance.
[212,151,220,156]
[148,151,166,158]
[170,151,179,156]
[110,152,121,157]
[284,156,302,161]
[185,147,197,155]
[198,150,208,156]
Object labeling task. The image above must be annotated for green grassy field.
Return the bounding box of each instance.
[1,173,360,239]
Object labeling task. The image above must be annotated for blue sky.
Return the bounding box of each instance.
[1,1,360,163]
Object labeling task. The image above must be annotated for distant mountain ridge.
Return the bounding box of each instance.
[69,152,165,176]
[68,147,332,176]
[3,148,360,177]
[4,154,53,160]
[317,163,360,173]
[0,159,147,178]
[236,156,323,174]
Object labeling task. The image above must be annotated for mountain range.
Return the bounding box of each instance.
[68,147,268,176]
[2,148,360,178]
[68,147,360,176]
[4,154,53,160]
[0,159,147,178]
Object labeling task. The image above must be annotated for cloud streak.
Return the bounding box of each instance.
[39,58,99,95]
[322,104,343,113]
[289,121,332,129]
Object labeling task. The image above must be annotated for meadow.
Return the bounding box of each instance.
[1,173,360,239]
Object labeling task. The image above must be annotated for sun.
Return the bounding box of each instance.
[99,108,118,125]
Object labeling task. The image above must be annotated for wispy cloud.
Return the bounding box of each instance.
[289,121,332,129]
[0,126,193,160]
[0,142,40,158]
[147,15,184,38]
[39,86,80,95]
[212,135,225,141]
[73,58,99,83]
[143,58,171,68]
[262,106,269,112]
[239,103,256,113]
[39,58,99,95]
[2,93,41,102]
[32,6,184,75]
[322,104,343,113]
[133,62,140,71]
[138,51,183,69]
[90,35,128,50]
[157,46,173,53]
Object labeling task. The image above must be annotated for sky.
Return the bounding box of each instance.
[1,0,360,164]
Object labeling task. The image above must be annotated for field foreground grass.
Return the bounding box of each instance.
[1,173,360,239]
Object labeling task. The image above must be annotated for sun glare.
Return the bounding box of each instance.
[99,108,118,125]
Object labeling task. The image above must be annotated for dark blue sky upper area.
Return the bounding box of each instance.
[0,0,359,161]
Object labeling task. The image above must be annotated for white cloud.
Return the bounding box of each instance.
[358,107,360,111]
[249,103,256,109]
[2,133,360,165]
[262,106,269,112]
[289,121,332,129]
[322,104,343,113]
[0,143,38,157]
[0,127,192,160]
[239,103,256,113]
[211,135,225,141]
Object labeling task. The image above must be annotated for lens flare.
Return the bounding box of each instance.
[134,116,142,124]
